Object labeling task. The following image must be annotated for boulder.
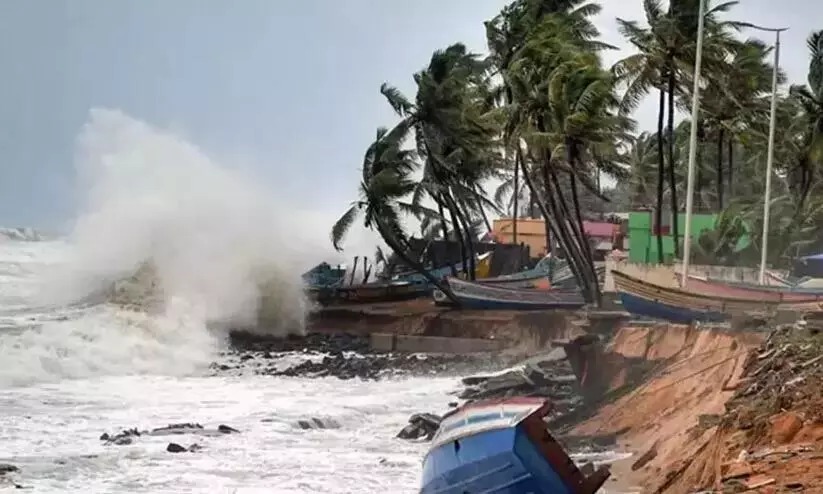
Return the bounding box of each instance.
[166,443,187,453]
[397,413,441,441]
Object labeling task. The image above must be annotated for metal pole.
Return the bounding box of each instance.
[679,0,706,288]
[758,30,784,284]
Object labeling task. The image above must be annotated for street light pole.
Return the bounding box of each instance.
[679,0,707,288]
[743,25,788,284]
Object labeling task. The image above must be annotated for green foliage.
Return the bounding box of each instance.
[332,0,823,291]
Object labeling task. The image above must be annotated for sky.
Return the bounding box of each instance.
[0,0,820,232]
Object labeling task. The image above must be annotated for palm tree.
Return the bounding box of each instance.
[485,0,608,249]
[616,0,738,262]
[330,125,459,304]
[380,44,502,280]
[789,31,823,206]
[503,15,620,303]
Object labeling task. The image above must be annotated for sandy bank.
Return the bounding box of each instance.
[569,323,764,493]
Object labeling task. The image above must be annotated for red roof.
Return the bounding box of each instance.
[583,221,617,238]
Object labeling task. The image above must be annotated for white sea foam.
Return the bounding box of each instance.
[2,108,381,386]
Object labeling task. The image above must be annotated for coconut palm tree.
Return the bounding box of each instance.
[788,31,823,206]
[502,15,621,303]
[485,0,609,248]
[330,125,459,304]
[380,43,502,280]
[615,0,739,262]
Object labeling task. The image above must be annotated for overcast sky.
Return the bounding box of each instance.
[0,0,819,231]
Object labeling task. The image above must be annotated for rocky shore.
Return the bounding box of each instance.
[219,330,523,380]
[221,330,598,449]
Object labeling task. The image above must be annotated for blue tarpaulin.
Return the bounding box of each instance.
[794,253,823,278]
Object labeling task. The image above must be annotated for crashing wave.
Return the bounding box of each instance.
[89,259,306,334]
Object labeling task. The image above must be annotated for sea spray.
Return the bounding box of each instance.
[2,108,377,386]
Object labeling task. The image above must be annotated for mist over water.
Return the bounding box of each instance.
[0,108,378,387]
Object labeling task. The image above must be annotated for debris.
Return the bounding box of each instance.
[742,475,775,490]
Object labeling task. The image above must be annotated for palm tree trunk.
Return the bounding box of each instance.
[513,152,519,244]
[666,71,680,258]
[517,147,588,300]
[568,161,601,304]
[349,256,359,286]
[552,161,598,303]
[450,193,477,281]
[473,189,492,233]
[375,219,460,305]
[655,87,666,264]
[697,124,704,211]
[727,138,734,200]
[437,200,457,277]
[716,128,725,210]
[363,259,372,284]
[446,201,469,278]
[541,160,593,301]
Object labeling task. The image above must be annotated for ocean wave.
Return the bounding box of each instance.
[0,108,363,386]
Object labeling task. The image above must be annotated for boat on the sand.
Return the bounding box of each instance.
[307,280,425,305]
[420,397,610,494]
[438,277,585,310]
[612,270,807,323]
[679,274,823,303]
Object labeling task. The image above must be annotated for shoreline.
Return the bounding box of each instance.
[255,301,823,492]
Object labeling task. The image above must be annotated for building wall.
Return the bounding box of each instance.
[628,211,718,264]
[492,218,547,257]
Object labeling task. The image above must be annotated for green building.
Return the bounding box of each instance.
[627,211,719,264]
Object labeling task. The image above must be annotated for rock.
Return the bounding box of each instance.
[397,413,441,441]
[631,443,658,471]
[150,423,204,435]
[770,412,803,445]
[0,464,18,475]
[166,442,187,453]
[217,424,240,434]
[296,417,341,430]
[102,428,142,445]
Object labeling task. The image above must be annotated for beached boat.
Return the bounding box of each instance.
[681,274,823,303]
[307,280,425,305]
[301,262,346,288]
[420,397,610,494]
[613,270,790,323]
[443,277,585,310]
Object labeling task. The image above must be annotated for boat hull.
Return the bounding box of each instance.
[613,270,783,323]
[681,275,823,303]
[618,292,726,323]
[421,397,609,494]
[446,277,585,311]
[307,282,424,305]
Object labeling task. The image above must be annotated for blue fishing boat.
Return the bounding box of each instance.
[421,397,610,494]
[612,270,787,323]
[301,262,346,288]
[443,277,585,310]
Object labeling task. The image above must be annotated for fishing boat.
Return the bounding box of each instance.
[680,274,823,303]
[301,262,346,288]
[441,277,585,310]
[307,280,425,305]
[420,397,610,494]
[612,270,789,323]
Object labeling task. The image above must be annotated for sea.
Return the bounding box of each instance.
[0,109,626,493]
